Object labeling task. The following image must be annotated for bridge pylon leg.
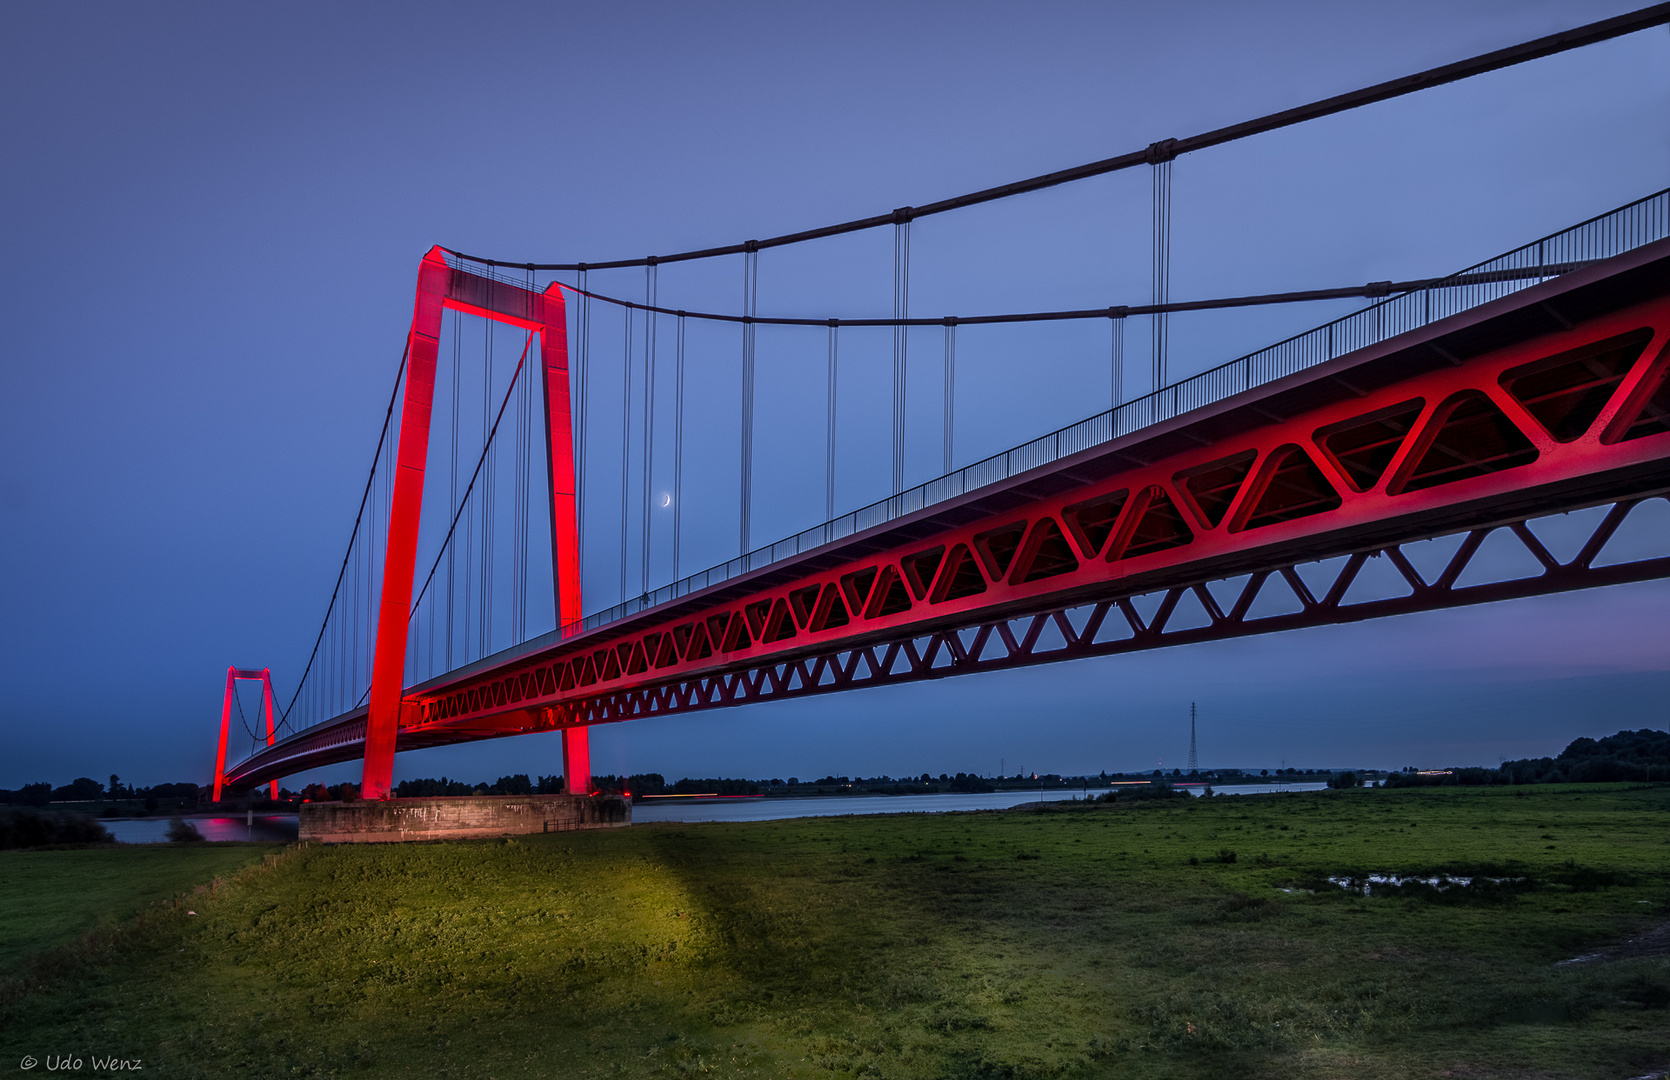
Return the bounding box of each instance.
[563,726,591,796]
[261,668,276,801]
[212,667,236,803]
[362,248,449,801]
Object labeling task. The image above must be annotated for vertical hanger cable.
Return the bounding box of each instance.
[620,303,633,604]
[891,214,911,493]
[1112,311,1125,410]
[673,312,685,578]
[481,316,495,658]
[576,268,590,593]
[942,319,955,475]
[447,310,459,670]
[642,263,657,595]
[1151,157,1172,396]
[826,322,838,522]
[740,246,758,554]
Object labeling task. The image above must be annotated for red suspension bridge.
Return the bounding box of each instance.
[215,6,1670,800]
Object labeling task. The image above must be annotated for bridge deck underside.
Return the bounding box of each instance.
[226,241,1670,790]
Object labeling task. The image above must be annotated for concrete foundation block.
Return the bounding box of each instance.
[299,793,630,843]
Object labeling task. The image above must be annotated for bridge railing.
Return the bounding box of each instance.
[561,187,1669,638]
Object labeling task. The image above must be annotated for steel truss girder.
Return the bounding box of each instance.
[551,497,1670,725]
[226,495,1670,787]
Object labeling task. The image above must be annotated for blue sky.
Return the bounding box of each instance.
[2,1,1667,788]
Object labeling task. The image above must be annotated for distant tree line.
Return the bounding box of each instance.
[1384,729,1669,787]
[386,774,568,799]
[0,775,201,809]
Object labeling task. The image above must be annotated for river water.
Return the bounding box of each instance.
[101,815,300,844]
[99,782,1329,841]
[632,782,1329,823]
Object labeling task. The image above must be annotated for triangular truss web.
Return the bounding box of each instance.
[1397,391,1538,493]
[1520,505,1612,566]
[1593,497,1670,567]
[1178,451,1254,528]
[1340,553,1418,605]
[1159,588,1214,633]
[1242,573,1307,620]
[1317,399,1424,491]
[1029,615,1070,653]
[1396,532,1468,586]
[1451,527,1552,588]
[1238,447,1341,530]
[1499,328,1652,442]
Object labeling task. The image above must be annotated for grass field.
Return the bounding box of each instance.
[0,843,275,970]
[1,784,1666,1079]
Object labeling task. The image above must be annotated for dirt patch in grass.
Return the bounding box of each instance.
[1559,920,1670,965]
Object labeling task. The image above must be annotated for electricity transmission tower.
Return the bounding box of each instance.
[1187,702,1198,774]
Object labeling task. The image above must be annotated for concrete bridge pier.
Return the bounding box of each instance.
[299,792,629,843]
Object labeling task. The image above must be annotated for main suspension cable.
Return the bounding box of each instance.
[528,259,1601,330]
[443,6,1670,272]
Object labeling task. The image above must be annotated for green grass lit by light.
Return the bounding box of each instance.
[1,784,1667,1079]
[0,844,276,970]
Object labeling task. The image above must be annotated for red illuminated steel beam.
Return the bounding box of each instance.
[358,250,582,800]
[223,490,1670,788]
[212,667,276,801]
[476,497,1670,728]
[223,237,1670,789]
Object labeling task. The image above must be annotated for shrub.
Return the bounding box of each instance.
[0,807,111,848]
[1114,781,1187,802]
[166,818,205,843]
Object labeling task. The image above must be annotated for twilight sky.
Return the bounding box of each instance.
[1,1,1667,789]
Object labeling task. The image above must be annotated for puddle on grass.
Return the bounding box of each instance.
[1325,874,1524,895]
[1277,874,1525,898]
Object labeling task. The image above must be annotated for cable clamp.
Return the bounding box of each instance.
[892,206,915,224]
[828,318,840,328]
[743,239,760,253]
[1144,138,1179,165]
[1364,280,1392,298]
[576,262,589,273]
[1107,306,1130,319]
[943,316,957,327]
[646,255,659,267]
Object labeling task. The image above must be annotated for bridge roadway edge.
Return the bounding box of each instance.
[226,238,1670,789]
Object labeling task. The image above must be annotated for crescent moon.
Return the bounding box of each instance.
[661,494,672,508]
